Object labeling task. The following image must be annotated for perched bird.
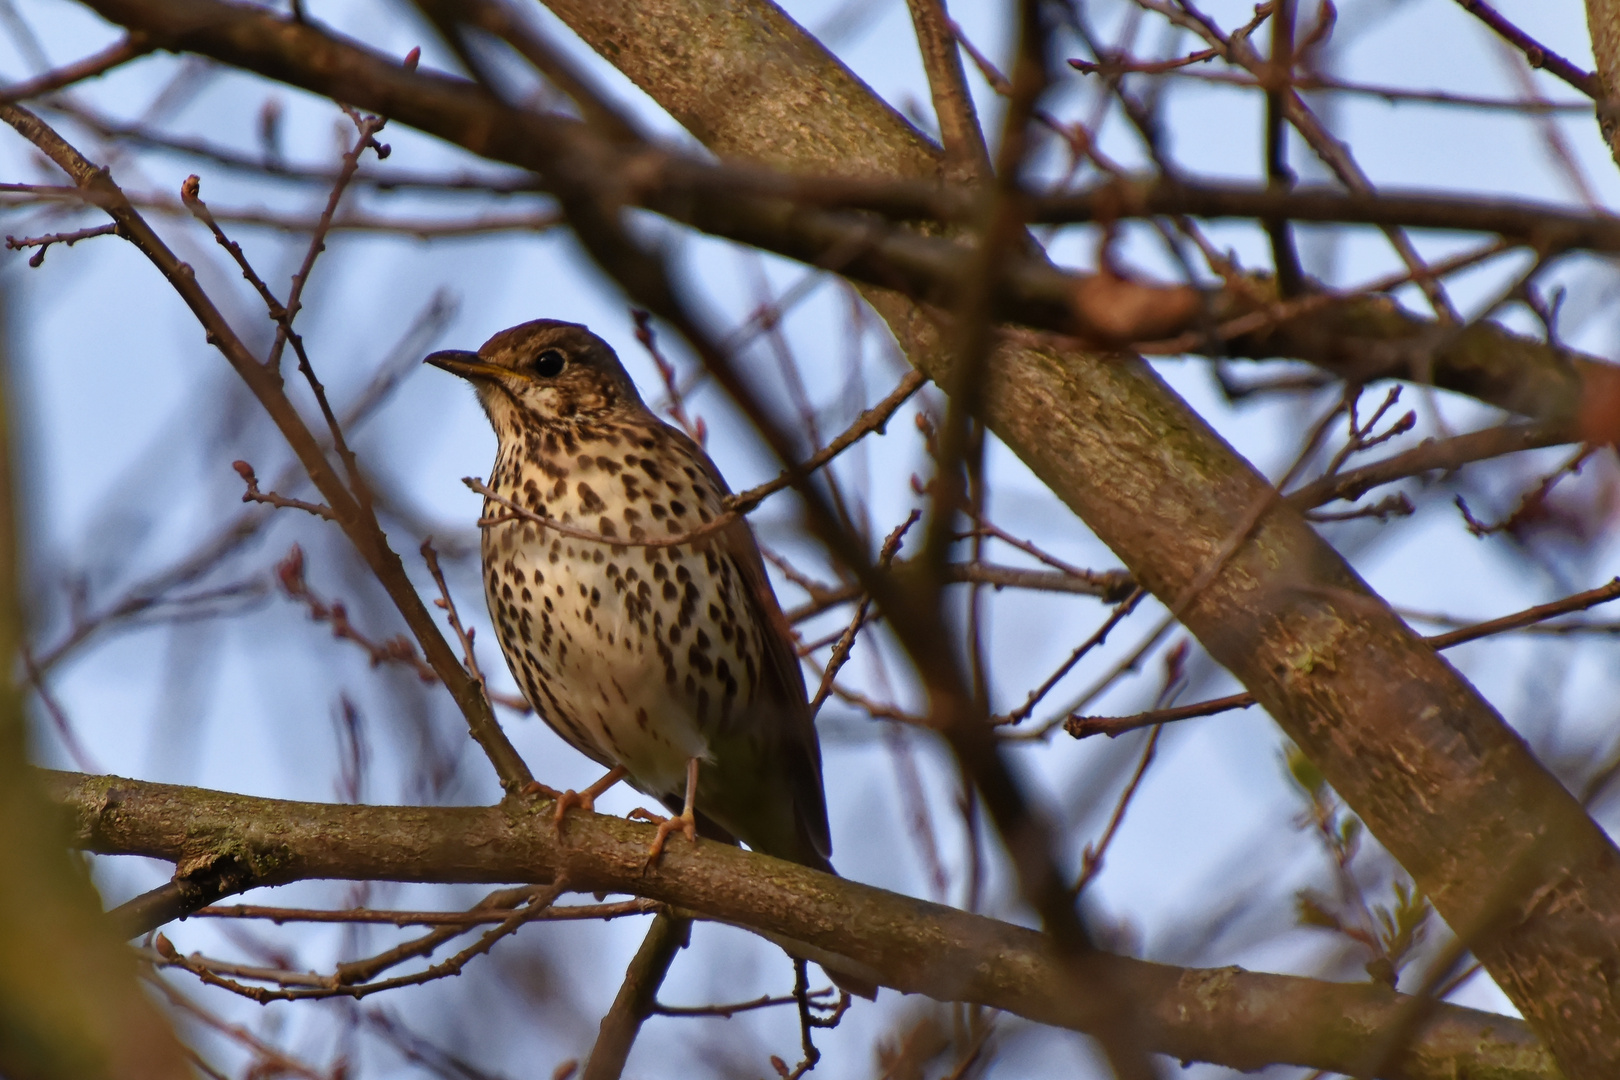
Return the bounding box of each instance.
[425,320,840,876]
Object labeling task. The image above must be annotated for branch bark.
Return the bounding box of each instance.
[529,2,1620,1073]
[43,769,1560,1080]
[67,0,1620,432]
[49,0,1620,1073]
[580,913,690,1080]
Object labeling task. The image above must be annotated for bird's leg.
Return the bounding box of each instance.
[538,765,628,827]
[643,757,700,863]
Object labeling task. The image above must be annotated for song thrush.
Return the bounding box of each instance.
[426,320,841,876]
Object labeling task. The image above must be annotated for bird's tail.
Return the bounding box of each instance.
[792,847,879,1000]
[685,804,880,999]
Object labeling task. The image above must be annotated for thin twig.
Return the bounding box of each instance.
[0,33,152,103]
[1451,0,1603,99]
[232,460,335,520]
[189,899,659,926]
[4,221,116,265]
[1069,578,1620,738]
[809,511,919,715]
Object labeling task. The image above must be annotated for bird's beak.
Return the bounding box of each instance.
[424,349,508,382]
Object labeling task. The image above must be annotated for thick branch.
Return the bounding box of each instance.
[537,4,1620,1076]
[68,0,1620,430]
[49,0,1620,1072]
[43,770,1558,1080]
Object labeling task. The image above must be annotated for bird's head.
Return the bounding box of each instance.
[425,320,645,432]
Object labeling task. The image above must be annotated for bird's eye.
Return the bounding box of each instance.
[532,349,566,378]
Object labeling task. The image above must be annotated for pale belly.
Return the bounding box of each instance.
[485,522,720,801]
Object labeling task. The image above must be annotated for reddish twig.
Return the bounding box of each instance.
[275,544,435,681]
[232,460,335,520]
[632,308,704,443]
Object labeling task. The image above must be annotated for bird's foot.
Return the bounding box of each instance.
[549,787,594,826]
[630,806,698,864]
[521,780,563,801]
[547,765,628,829]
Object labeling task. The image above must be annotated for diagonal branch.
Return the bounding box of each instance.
[0,101,533,795]
[580,912,691,1080]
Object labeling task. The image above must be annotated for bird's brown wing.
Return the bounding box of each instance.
[717,512,834,863]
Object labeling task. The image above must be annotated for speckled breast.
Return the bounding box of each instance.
[479,418,766,801]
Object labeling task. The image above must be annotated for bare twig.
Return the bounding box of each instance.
[4,221,117,265]
[1070,578,1620,739]
[0,101,533,791]
[232,460,335,520]
[276,544,435,681]
[1450,0,1603,99]
[808,511,919,715]
[190,899,659,926]
[0,33,151,103]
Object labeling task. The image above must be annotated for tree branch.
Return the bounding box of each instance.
[43,769,1558,1080]
[580,912,690,1080]
[67,0,1620,431]
[0,100,534,795]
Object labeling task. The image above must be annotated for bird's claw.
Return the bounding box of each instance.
[550,787,596,827]
[632,807,698,865]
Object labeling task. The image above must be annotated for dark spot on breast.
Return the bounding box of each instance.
[596,456,622,475]
[578,483,604,512]
[669,501,687,517]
